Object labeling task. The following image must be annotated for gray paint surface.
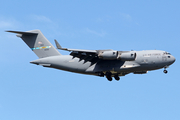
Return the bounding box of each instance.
[7,30,176,81]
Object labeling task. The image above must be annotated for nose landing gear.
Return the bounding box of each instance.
[163,69,168,74]
[163,66,168,74]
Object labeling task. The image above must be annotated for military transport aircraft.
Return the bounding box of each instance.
[7,30,176,81]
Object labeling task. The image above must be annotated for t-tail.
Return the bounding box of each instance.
[7,30,61,58]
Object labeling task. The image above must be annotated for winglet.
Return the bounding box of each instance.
[54,39,62,49]
[54,39,69,50]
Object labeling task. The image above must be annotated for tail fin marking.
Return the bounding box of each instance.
[7,30,61,58]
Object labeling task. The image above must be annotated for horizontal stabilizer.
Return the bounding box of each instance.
[6,30,38,35]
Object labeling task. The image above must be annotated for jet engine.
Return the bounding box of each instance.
[98,51,118,60]
[119,52,136,61]
[98,51,136,61]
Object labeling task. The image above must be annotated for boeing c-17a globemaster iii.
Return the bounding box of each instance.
[7,30,176,81]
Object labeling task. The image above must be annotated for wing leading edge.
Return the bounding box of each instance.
[54,39,97,53]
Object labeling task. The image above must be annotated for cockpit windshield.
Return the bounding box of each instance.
[164,52,171,55]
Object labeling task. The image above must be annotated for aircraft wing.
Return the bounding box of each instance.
[54,39,97,53]
[55,40,99,64]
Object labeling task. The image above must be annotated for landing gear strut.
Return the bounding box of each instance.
[163,66,168,74]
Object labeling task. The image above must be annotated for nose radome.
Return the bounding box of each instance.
[170,55,176,64]
[172,56,176,63]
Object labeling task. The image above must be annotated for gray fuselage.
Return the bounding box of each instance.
[7,29,175,80]
[31,50,175,76]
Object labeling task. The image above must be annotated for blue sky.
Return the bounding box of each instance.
[0,0,179,120]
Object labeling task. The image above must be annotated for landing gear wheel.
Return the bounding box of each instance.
[163,70,168,74]
[114,75,120,81]
[106,72,112,81]
[107,77,112,81]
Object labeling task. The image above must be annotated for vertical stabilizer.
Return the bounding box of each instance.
[7,30,61,58]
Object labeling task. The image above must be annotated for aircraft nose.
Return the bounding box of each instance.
[170,55,176,64]
[172,56,176,63]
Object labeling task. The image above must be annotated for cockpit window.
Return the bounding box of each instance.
[164,52,171,55]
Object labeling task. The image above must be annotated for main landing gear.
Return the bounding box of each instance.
[98,72,120,81]
[106,72,120,81]
[114,75,120,81]
[106,72,112,81]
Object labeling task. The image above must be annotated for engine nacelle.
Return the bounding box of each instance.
[119,52,136,61]
[98,51,136,61]
[98,51,118,60]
